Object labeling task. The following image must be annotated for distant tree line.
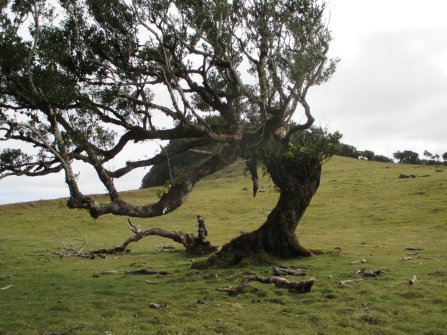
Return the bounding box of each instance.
[331,143,446,165]
[334,143,394,163]
[393,150,447,165]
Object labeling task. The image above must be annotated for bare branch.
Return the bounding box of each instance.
[64,218,218,257]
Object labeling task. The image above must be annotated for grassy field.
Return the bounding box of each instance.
[0,156,446,335]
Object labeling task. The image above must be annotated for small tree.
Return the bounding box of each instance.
[423,150,433,160]
[371,155,393,163]
[358,150,374,161]
[393,151,421,165]
[1,0,338,262]
[334,143,359,159]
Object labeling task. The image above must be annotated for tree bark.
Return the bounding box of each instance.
[200,139,322,266]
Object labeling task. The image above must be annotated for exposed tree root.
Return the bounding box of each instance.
[194,246,327,269]
[218,276,315,296]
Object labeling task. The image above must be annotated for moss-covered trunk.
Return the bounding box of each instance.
[202,139,322,266]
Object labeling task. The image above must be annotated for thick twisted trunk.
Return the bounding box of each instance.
[252,148,321,257]
[250,175,320,257]
[199,140,322,266]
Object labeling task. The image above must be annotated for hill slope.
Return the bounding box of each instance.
[0,156,446,335]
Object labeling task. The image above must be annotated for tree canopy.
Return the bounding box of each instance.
[1,0,338,260]
[393,150,421,165]
[1,0,336,212]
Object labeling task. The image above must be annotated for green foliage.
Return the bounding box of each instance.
[1,157,447,334]
[358,150,374,161]
[0,25,30,75]
[335,143,393,163]
[287,127,342,165]
[0,148,32,172]
[335,142,359,159]
[371,154,393,163]
[1,0,338,213]
[394,150,421,164]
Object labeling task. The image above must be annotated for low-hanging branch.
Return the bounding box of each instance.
[66,144,239,219]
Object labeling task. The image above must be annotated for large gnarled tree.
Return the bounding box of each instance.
[0,0,338,262]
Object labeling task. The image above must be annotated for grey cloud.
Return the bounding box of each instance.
[310,27,447,156]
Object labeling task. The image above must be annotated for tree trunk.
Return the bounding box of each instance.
[252,171,321,258]
[198,140,322,266]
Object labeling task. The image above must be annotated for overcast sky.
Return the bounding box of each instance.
[309,0,447,157]
[1,0,446,204]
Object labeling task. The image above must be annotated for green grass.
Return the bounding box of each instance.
[0,156,446,335]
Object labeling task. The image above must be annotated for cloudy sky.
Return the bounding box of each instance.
[1,0,446,204]
[309,0,447,157]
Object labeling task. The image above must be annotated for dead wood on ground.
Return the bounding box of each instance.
[272,266,307,276]
[354,268,385,277]
[55,218,218,258]
[126,269,169,275]
[338,278,366,286]
[218,276,315,296]
[43,325,85,335]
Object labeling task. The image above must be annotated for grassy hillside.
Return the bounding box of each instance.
[0,156,446,335]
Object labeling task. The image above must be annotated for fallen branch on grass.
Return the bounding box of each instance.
[349,259,366,265]
[339,268,385,286]
[403,255,417,260]
[218,276,315,296]
[92,269,168,277]
[92,271,119,277]
[149,303,167,309]
[56,218,218,258]
[90,220,217,256]
[53,234,95,259]
[354,268,385,277]
[272,266,307,276]
[338,279,366,286]
[43,325,85,335]
[126,269,168,275]
[1,284,14,290]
